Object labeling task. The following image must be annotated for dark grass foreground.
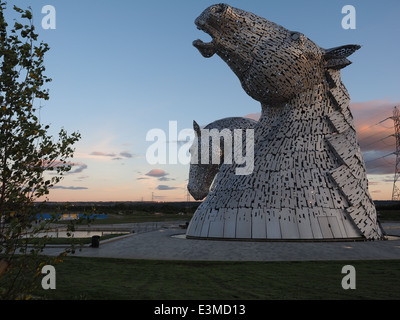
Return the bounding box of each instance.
[34,257,400,300]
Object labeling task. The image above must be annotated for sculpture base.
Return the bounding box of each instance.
[185,206,377,241]
[185,234,368,242]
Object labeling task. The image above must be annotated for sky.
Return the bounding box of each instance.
[5,0,400,202]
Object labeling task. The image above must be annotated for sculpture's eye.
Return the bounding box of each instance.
[290,32,301,41]
[213,4,226,14]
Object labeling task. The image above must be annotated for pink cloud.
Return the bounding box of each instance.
[352,100,398,175]
[145,169,168,178]
[244,113,261,121]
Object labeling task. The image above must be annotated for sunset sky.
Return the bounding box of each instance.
[6,0,400,202]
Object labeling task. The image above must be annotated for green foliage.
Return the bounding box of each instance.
[0,2,81,299]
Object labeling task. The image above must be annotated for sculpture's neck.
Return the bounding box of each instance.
[258,83,331,126]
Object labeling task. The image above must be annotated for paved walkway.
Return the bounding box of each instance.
[42,222,400,261]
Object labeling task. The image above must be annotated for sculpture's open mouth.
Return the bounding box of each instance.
[193,19,216,58]
[193,39,216,58]
[187,183,208,201]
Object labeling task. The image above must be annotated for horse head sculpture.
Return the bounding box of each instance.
[188,4,384,240]
[188,117,256,200]
[193,3,360,106]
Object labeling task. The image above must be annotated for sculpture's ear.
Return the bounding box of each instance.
[193,120,201,136]
[323,44,361,70]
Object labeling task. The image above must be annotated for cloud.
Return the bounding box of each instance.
[51,186,88,190]
[120,151,134,158]
[74,175,89,182]
[91,151,116,157]
[351,99,397,116]
[382,176,397,183]
[158,176,175,181]
[68,162,88,174]
[136,177,149,180]
[244,113,261,121]
[363,150,395,175]
[349,99,398,150]
[145,169,168,178]
[156,185,178,190]
[352,99,399,175]
[92,150,140,161]
[113,151,140,161]
[43,160,88,175]
[144,169,176,181]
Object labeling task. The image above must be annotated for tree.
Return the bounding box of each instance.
[0,3,81,299]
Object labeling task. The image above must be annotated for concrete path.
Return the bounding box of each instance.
[42,222,400,261]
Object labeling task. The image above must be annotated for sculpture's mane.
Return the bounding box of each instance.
[324,68,383,239]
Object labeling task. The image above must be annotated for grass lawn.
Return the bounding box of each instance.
[34,257,400,300]
[7,208,399,301]
[31,209,400,300]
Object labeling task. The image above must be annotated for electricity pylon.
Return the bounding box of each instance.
[391,106,400,200]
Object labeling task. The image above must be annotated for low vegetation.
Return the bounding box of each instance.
[32,257,400,300]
